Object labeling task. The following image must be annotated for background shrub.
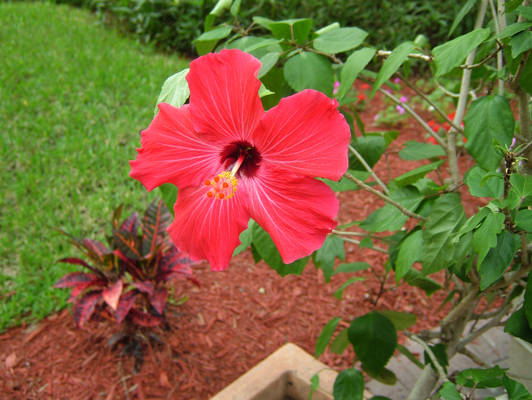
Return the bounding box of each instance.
[53,0,475,59]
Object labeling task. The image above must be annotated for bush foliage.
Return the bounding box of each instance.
[54,0,474,55]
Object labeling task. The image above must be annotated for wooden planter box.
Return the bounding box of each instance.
[210,343,337,400]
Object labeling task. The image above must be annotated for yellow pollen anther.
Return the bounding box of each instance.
[205,171,238,200]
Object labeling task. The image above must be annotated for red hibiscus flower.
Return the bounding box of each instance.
[130,50,350,270]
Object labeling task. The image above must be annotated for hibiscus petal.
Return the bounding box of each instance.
[168,184,250,270]
[253,89,350,180]
[244,167,339,264]
[187,49,264,143]
[130,103,222,190]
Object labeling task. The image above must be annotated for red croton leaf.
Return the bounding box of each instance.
[102,279,123,311]
[57,258,105,277]
[120,211,140,234]
[158,247,198,285]
[129,308,163,327]
[54,272,100,289]
[133,281,155,296]
[115,290,139,324]
[150,287,168,315]
[82,238,109,263]
[73,291,102,328]
[142,200,172,257]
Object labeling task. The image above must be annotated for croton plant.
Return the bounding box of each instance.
[54,200,197,330]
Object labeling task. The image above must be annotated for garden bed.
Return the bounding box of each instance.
[0,83,485,399]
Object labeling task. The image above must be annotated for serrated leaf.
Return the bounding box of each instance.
[398,141,445,160]
[393,160,444,187]
[154,69,190,115]
[334,277,365,300]
[511,30,532,58]
[333,262,371,275]
[449,0,479,37]
[439,382,462,400]
[511,174,532,198]
[505,307,532,343]
[479,230,518,290]
[269,18,313,45]
[330,328,350,354]
[360,187,424,233]
[433,28,491,77]
[464,95,515,171]
[377,310,416,331]
[473,211,505,267]
[283,52,334,96]
[464,166,504,197]
[315,317,341,357]
[338,47,375,99]
[333,368,364,400]
[422,193,466,274]
[371,41,415,97]
[455,366,506,388]
[313,27,367,54]
[314,236,345,282]
[348,312,397,374]
[251,223,308,276]
[396,229,422,282]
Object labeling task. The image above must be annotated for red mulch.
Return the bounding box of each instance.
[0,82,487,399]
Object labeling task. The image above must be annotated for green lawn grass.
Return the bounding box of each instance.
[0,2,189,331]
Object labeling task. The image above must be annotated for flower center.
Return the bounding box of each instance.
[204,155,244,200]
[220,141,262,178]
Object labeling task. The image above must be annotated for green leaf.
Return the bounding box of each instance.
[473,211,505,267]
[313,236,345,282]
[333,368,364,400]
[229,0,241,16]
[449,0,479,37]
[404,269,442,296]
[334,277,365,300]
[158,184,177,216]
[510,174,532,198]
[360,187,424,233]
[333,262,371,275]
[518,4,532,19]
[251,224,308,276]
[525,270,532,329]
[505,307,532,343]
[309,374,320,400]
[269,18,313,45]
[338,47,375,99]
[393,160,445,187]
[283,52,334,96]
[518,209,532,232]
[154,69,190,115]
[439,382,463,400]
[464,166,504,197]
[377,310,416,331]
[455,366,507,388]
[258,52,280,78]
[348,312,397,374]
[365,367,397,385]
[503,374,532,400]
[433,28,491,77]
[313,27,368,54]
[511,30,532,58]
[397,344,424,369]
[210,0,231,16]
[455,207,490,239]
[194,25,232,55]
[519,56,532,95]
[330,328,350,354]
[498,22,532,39]
[465,95,514,171]
[319,170,371,192]
[479,231,518,290]
[349,135,388,170]
[398,140,445,160]
[233,220,254,256]
[315,317,341,357]
[424,343,448,373]
[396,229,423,282]
[371,41,415,97]
[422,193,466,274]
[413,178,445,196]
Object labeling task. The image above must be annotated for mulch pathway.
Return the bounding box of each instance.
[0,82,486,399]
